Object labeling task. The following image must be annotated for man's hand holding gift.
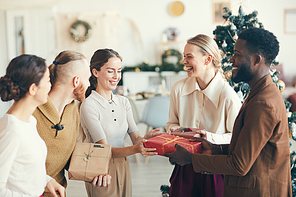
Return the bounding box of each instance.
[163,144,193,166]
[163,137,229,166]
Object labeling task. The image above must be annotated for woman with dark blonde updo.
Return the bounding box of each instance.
[80,49,160,197]
[0,54,65,197]
[165,34,242,197]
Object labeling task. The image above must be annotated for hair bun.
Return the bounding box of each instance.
[0,75,20,101]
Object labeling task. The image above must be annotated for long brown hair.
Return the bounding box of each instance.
[85,49,122,98]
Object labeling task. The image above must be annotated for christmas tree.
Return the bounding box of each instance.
[212,6,284,100]
[213,5,296,195]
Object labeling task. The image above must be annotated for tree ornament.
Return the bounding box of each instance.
[238,5,245,16]
[135,68,140,72]
[224,70,232,80]
[287,111,292,118]
[222,40,227,48]
[277,79,285,92]
[254,23,260,28]
[222,7,232,20]
[270,69,276,75]
[70,20,92,42]
[230,23,237,30]
[291,122,296,140]
[236,90,244,102]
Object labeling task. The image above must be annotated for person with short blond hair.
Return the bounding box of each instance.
[33,50,110,197]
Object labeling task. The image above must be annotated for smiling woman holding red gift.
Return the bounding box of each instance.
[165,34,242,197]
[80,49,160,197]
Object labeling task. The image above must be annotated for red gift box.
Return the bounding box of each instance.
[144,133,202,156]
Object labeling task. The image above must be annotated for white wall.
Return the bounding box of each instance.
[1,0,295,81]
[0,10,10,118]
[0,0,296,116]
[54,0,216,65]
[50,0,296,85]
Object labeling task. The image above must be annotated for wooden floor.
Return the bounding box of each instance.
[65,126,296,197]
[66,123,174,197]
[66,155,174,197]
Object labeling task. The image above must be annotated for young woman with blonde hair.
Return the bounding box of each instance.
[165,34,242,197]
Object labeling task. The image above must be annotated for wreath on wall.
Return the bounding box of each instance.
[70,20,92,42]
[161,48,184,71]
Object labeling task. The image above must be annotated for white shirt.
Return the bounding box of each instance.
[165,72,242,144]
[0,114,52,197]
[80,91,138,147]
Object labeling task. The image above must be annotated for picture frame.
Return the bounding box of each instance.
[284,9,296,34]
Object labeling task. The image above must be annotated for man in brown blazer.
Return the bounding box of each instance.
[164,28,292,196]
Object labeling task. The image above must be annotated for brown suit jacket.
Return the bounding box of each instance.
[192,75,292,196]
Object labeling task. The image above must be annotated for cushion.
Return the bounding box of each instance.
[288,93,296,112]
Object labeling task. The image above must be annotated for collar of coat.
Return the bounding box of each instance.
[244,74,274,103]
[180,72,225,108]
